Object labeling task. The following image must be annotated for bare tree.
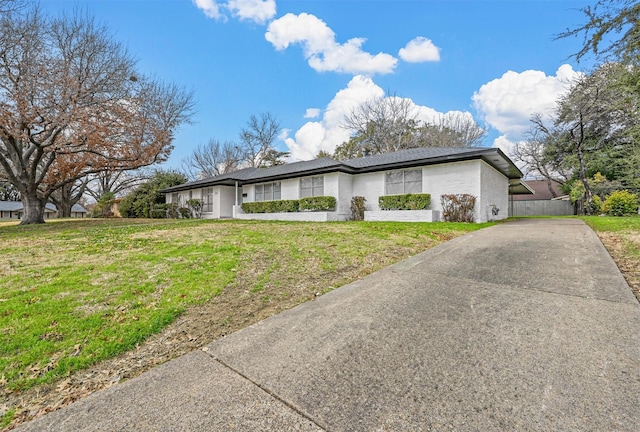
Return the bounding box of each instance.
[181,139,241,180]
[430,112,487,147]
[239,112,287,167]
[85,169,149,202]
[0,7,194,224]
[49,178,88,218]
[0,0,25,14]
[336,95,486,159]
[342,96,420,156]
[513,115,571,183]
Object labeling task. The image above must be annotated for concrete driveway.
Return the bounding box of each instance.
[16,219,640,431]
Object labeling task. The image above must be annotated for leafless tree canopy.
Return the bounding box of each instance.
[0,7,194,223]
[182,112,287,179]
[181,139,242,180]
[335,95,486,159]
[239,112,287,167]
[512,113,572,197]
[85,169,149,201]
[0,0,25,14]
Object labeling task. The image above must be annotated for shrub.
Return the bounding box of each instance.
[166,203,180,219]
[299,196,336,212]
[242,200,299,213]
[604,190,638,216]
[350,196,366,221]
[440,194,476,222]
[178,207,192,218]
[591,195,604,215]
[186,199,202,218]
[379,193,431,210]
[92,192,116,218]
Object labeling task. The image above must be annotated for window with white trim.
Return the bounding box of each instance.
[300,176,324,198]
[385,169,422,194]
[254,182,281,201]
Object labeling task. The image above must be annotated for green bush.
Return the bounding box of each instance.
[350,196,366,221]
[591,195,604,215]
[379,193,431,210]
[604,190,638,216]
[242,200,299,213]
[299,196,336,212]
[151,203,168,219]
[440,194,476,222]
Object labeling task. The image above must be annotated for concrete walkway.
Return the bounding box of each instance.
[16,219,640,431]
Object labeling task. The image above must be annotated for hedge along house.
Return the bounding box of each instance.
[161,147,527,223]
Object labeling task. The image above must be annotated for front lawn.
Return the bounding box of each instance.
[1,218,490,427]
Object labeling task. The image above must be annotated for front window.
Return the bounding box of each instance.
[300,176,324,198]
[385,169,422,194]
[254,182,281,201]
[203,187,214,212]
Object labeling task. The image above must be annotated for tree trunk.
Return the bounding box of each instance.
[20,195,47,225]
[574,144,593,215]
[51,182,84,218]
[56,203,71,218]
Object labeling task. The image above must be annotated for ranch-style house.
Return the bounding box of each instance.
[161,147,530,223]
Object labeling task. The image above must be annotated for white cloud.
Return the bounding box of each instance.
[265,13,397,75]
[193,0,224,20]
[227,0,276,24]
[283,75,384,160]
[472,64,582,140]
[399,37,440,63]
[492,134,517,156]
[283,75,479,161]
[304,108,321,119]
[192,0,276,24]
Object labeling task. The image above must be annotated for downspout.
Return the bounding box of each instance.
[235,181,239,206]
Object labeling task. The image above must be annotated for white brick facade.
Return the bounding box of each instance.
[163,148,520,223]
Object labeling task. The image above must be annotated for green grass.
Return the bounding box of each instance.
[579,214,640,232]
[0,218,491,401]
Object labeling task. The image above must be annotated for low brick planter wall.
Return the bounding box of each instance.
[364,210,441,222]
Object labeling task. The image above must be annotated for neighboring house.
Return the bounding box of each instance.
[161,147,527,223]
[0,202,88,220]
[511,179,565,201]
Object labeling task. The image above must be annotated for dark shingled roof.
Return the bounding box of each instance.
[343,147,487,169]
[161,147,523,193]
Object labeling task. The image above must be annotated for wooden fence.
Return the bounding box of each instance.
[509,200,574,217]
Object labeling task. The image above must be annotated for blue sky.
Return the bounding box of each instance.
[43,0,594,168]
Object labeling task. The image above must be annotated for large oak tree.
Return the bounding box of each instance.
[0,7,193,224]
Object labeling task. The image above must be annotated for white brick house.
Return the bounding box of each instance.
[161,147,527,223]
